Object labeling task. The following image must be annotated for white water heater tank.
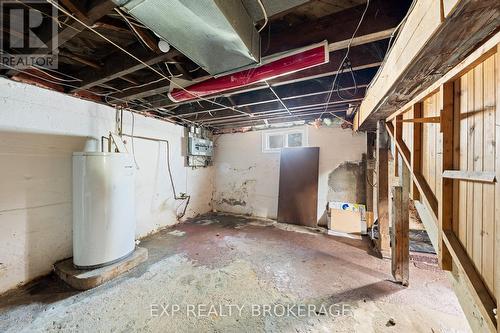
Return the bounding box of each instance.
[72,152,136,268]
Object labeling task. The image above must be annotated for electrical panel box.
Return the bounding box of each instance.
[188,137,213,157]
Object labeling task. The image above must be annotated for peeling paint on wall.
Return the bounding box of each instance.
[215,178,256,209]
[214,126,367,221]
[327,158,367,205]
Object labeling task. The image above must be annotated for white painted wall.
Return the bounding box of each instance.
[213,125,366,222]
[0,78,213,293]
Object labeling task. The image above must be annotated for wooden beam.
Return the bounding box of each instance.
[376,120,391,257]
[264,0,408,55]
[59,0,88,23]
[391,160,410,285]
[386,121,439,216]
[442,170,496,183]
[443,231,497,332]
[52,0,116,50]
[73,46,179,91]
[386,34,499,123]
[396,116,441,123]
[366,132,377,213]
[59,49,101,69]
[438,81,454,271]
[411,103,422,200]
[358,0,499,130]
[111,79,169,101]
[5,0,116,77]
[327,28,395,52]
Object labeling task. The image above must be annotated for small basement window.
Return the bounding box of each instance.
[262,129,307,152]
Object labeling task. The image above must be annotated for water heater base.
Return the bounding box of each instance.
[53,247,148,290]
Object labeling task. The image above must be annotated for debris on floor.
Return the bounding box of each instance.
[0,214,471,333]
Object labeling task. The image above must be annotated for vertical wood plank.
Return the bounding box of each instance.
[436,90,443,207]
[422,98,430,187]
[453,78,461,238]
[429,94,437,194]
[467,70,475,256]
[439,82,454,271]
[459,75,468,247]
[395,116,403,178]
[473,63,484,272]
[482,55,496,295]
[412,103,422,201]
[494,48,500,333]
[391,161,410,285]
[377,120,391,257]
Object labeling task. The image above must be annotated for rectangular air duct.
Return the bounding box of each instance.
[116,0,260,76]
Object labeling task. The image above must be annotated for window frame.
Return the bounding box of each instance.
[262,128,308,153]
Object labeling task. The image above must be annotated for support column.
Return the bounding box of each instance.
[439,82,454,271]
[391,158,410,285]
[366,132,376,213]
[411,103,422,201]
[376,120,390,257]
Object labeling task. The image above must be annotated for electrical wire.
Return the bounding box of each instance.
[129,110,140,169]
[7,0,223,129]
[115,8,154,52]
[256,0,268,33]
[365,0,417,91]
[31,65,82,82]
[107,12,148,29]
[120,133,191,219]
[164,62,182,78]
[319,0,370,119]
[46,0,252,119]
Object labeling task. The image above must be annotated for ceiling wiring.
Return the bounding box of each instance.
[46,0,254,120]
[256,0,268,33]
[365,0,417,91]
[319,0,370,119]
[115,8,154,52]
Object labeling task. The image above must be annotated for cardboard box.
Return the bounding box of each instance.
[326,201,367,238]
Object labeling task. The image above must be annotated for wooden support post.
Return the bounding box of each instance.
[438,82,454,271]
[366,132,376,213]
[392,158,410,285]
[411,103,422,201]
[394,115,403,178]
[376,120,391,257]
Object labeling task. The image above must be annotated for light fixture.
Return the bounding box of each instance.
[158,40,170,53]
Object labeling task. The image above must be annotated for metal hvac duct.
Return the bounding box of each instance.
[115,0,261,76]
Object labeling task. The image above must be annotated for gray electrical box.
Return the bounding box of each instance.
[188,137,213,157]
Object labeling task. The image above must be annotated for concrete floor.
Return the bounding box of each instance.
[0,213,470,332]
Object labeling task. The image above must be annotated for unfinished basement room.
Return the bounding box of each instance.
[0,0,499,332]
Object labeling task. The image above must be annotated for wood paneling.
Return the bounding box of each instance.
[383,37,499,332]
[421,91,443,198]
[455,53,497,297]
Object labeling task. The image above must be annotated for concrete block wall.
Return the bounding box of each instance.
[0,78,213,293]
[212,126,367,224]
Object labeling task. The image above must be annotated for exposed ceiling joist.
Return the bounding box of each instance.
[263,0,407,55]
[140,42,384,111]
[73,46,180,91]
[175,84,368,119]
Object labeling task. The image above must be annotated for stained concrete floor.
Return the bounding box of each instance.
[0,213,471,332]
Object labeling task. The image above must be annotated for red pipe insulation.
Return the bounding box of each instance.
[168,42,329,103]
